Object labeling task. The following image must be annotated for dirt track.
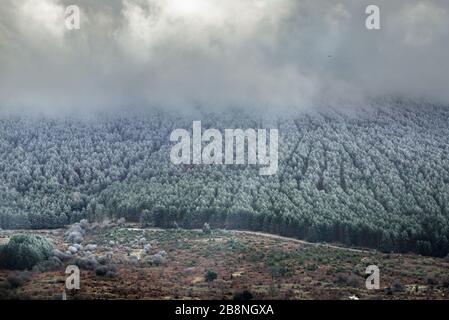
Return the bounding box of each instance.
[227,230,370,253]
[140,227,370,253]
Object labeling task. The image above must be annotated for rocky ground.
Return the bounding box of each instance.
[1,221,449,300]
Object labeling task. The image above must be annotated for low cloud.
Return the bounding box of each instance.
[0,0,448,115]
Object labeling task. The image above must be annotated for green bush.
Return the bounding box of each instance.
[0,235,54,270]
[442,277,449,289]
[204,270,218,282]
[233,290,254,300]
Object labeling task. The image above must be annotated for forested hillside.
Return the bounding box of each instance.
[1,101,449,257]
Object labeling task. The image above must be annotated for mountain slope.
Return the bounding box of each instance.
[1,101,448,256]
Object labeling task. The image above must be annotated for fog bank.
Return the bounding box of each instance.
[0,0,448,115]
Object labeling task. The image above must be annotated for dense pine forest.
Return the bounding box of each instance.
[1,101,449,257]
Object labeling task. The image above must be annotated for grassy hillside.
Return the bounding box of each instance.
[1,225,449,300]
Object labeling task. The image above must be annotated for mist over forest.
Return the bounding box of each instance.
[1,1,449,259]
[1,100,449,257]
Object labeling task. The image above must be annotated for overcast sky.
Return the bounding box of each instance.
[0,0,448,115]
